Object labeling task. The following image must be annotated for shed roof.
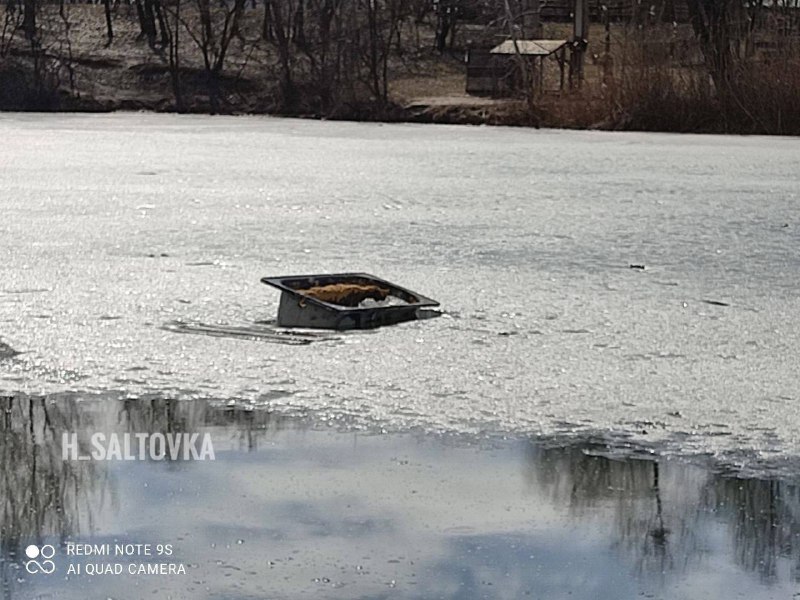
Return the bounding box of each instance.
[490,39,568,56]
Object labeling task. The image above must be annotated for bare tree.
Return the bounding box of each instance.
[134,0,169,48]
[501,0,538,120]
[361,0,406,103]
[263,0,298,108]
[685,0,736,85]
[260,0,408,113]
[0,0,24,58]
[22,0,34,41]
[181,0,246,112]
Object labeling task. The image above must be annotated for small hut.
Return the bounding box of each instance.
[466,39,568,96]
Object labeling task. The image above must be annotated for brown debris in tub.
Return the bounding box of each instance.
[299,283,391,307]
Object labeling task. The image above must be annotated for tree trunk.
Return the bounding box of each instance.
[23,0,36,41]
[154,0,169,47]
[262,1,273,40]
[103,0,113,45]
[142,0,157,47]
[266,0,296,108]
[292,0,305,46]
[169,0,183,110]
[133,0,147,40]
[685,0,733,86]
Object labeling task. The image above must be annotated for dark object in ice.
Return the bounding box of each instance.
[702,299,730,307]
[261,273,440,330]
[0,339,19,359]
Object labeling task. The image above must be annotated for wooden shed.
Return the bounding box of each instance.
[466,39,568,96]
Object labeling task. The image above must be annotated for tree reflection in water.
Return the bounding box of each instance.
[3,394,800,597]
[525,442,800,585]
[0,395,109,598]
[0,394,290,597]
[703,477,800,583]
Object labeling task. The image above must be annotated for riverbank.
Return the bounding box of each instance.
[2,5,799,135]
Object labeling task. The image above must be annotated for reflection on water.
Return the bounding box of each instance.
[529,445,800,586]
[1,395,799,599]
[706,477,800,583]
[529,447,685,580]
[0,397,110,598]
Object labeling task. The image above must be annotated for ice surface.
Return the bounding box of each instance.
[1,113,799,473]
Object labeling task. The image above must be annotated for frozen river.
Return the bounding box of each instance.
[1,113,799,474]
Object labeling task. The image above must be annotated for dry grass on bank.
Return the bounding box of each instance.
[542,57,800,135]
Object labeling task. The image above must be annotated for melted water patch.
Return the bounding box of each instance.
[2,395,800,600]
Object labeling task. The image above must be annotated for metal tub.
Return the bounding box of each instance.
[261,273,440,330]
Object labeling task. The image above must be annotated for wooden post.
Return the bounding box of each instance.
[539,56,544,94]
[570,0,589,88]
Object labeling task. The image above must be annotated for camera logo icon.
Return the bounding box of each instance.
[24,545,56,575]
